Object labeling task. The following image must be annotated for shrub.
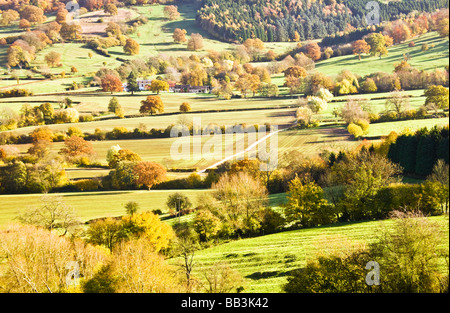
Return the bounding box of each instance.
[73,179,102,192]
[0,88,33,98]
[354,119,370,135]
[347,123,364,139]
[79,114,94,122]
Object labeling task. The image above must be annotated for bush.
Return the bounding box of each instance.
[347,123,364,139]
[0,88,33,98]
[72,179,102,192]
[354,119,370,135]
[79,114,94,122]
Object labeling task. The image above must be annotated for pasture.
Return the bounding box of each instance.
[0,189,210,225]
[184,215,449,293]
[316,32,449,77]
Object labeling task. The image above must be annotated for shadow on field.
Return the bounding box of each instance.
[246,269,298,280]
[61,191,132,197]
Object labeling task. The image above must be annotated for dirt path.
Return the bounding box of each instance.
[196,121,296,174]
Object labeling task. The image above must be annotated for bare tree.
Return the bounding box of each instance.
[385,90,410,115]
[202,262,243,293]
[17,195,82,236]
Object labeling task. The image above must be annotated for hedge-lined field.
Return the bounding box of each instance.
[315,32,449,77]
[187,215,449,293]
[0,189,210,225]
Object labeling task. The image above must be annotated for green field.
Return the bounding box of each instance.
[1,106,296,135]
[183,215,449,293]
[316,32,449,77]
[368,117,449,137]
[0,189,210,225]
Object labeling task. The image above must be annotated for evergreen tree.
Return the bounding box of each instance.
[126,71,140,95]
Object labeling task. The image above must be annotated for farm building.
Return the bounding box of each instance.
[123,80,211,93]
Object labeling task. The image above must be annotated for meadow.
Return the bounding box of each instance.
[315,32,449,77]
[0,3,448,295]
[184,215,449,293]
[0,189,210,225]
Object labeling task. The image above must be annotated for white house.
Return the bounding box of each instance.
[123,80,211,93]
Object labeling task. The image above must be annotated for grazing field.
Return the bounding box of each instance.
[277,126,357,157]
[0,189,210,225]
[187,215,449,293]
[0,91,298,115]
[1,106,297,135]
[316,32,449,77]
[367,117,449,137]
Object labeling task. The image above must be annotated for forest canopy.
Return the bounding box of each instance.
[196,0,449,42]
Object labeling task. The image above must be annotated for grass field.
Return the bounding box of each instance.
[0,91,298,114]
[316,32,449,77]
[186,215,449,293]
[0,189,210,225]
[367,117,449,137]
[1,106,297,135]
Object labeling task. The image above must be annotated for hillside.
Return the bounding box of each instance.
[196,0,449,42]
[185,215,449,292]
[0,0,448,296]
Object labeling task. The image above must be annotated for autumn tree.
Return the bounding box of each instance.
[59,135,96,163]
[7,44,33,68]
[55,8,68,24]
[284,66,307,78]
[134,161,167,190]
[140,95,164,115]
[203,262,244,293]
[424,85,449,109]
[121,212,175,252]
[148,79,169,94]
[332,150,403,221]
[108,96,121,113]
[436,18,449,37]
[60,22,82,41]
[234,73,260,98]
[109,238,180,293]
[86,218,125,251]
[29,125,52,142]
[212,172,269,235]
[339,98,370,124]
[20,5,46,25]
[44,51,62,67]
[123,37,140,55]
[105,22,121,37]
[187,33,204,51]
[163,5,180,20]
[104,3,118,16]
[18,18,31,29]
[1,9,20,26]
[42,21,62,42]
[365,33,388,59]
[101,74,123,94]
[352,39,371,60]
[173,28,187,43]
[0,224,108,293]
[305,42,321,61]
[285,75,303,95]
[284,176,334,227]
[108,148,142,169]
[180,102,191,112]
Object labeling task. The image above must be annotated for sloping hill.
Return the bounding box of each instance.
[187,216,449,293]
